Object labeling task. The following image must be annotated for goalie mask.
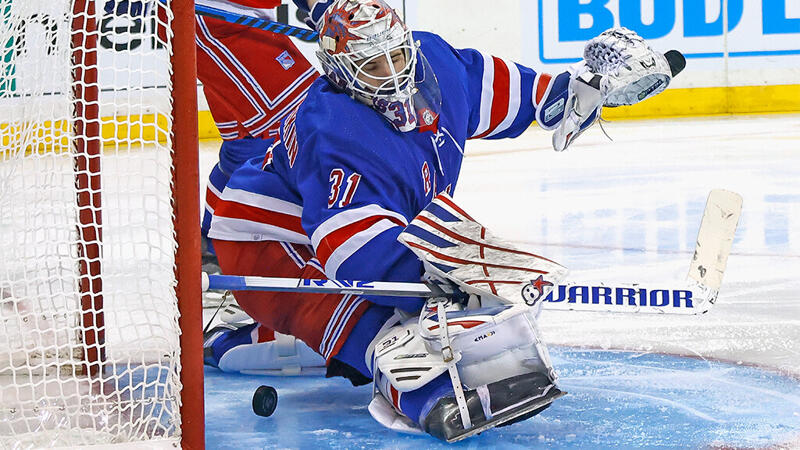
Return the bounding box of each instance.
[316,0,441,132]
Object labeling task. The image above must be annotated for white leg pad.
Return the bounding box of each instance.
[419,303,557,387]
[368,299,559,437]
[218,332,326,375]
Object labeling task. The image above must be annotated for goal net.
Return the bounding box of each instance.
[0,0,201,447]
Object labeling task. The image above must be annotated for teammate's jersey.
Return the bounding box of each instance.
[195,0,318,141]
[210,31,563,310]
[197,0,281,14]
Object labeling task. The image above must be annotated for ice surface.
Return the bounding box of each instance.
[204,349,800,449]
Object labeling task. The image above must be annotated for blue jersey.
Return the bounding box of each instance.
[209,31,567,311]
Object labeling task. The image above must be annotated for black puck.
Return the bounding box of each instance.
[252,385,278,417]
[665,50,686,77]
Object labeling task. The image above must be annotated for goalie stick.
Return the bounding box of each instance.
[545,189,742,314]
[200,274,711,314]
[203,190,742,315]
[155,0,320,42]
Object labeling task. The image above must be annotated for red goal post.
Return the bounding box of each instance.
[171,0,205,448]
[0,0,204,447]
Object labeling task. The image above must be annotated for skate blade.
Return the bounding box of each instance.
[446,387,567,443]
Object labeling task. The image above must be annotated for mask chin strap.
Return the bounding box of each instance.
[433,299,472,431]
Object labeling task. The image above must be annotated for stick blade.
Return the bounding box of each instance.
[688,189,743,292]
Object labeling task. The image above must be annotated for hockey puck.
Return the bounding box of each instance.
[252,385,278,417]
[665,49,686,77]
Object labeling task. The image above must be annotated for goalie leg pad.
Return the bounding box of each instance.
[204,322,326,375]
[418,302,558,387]
[369,300,562,441]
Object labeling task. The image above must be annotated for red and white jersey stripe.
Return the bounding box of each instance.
[204,177,224,216]
[311,205,408,278]
[456,44,563,139]
[470,54,524,139]
[209,187,309,244]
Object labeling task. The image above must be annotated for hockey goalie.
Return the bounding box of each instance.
[203,0,687,442]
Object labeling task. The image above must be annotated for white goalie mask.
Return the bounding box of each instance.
[316,0,441,132]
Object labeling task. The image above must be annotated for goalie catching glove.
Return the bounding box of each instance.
[586,27,685,107]
[552,27,686,152]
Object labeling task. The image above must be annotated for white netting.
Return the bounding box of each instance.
[0,0,183,447]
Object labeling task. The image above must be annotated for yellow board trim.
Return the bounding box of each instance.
[601,84,800,120]
[101,114,171,143]
[197,110,220,141]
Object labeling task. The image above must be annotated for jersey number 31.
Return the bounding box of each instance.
[328,169,361,208]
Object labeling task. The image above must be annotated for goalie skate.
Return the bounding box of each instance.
[423,372,565,443]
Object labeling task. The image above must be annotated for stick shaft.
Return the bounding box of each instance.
[203,274,710,315]
[194,3,319,42]
[205,274,449,297]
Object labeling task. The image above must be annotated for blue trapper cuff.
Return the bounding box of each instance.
[291,0,334,31]
[290,0,311,12]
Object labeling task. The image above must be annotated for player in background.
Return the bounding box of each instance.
[195,0,329,373]
[193,0,317,255]
[204,0,681,440]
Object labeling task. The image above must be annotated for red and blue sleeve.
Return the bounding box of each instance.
[429,34,572,137]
